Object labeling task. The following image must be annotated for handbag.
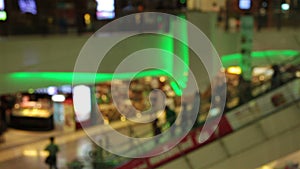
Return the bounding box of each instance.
[45,156,52,164]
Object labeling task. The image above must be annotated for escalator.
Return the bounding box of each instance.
[113,78,300,169]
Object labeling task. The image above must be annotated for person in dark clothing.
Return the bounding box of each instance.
[152,118,161,136]
[238,75,252,105]
[165,106,176,136]
[45,137,59,169]
[165,106,176,127]
[180,103,189,127]
[0,120,5,143]
[152,118,161,144]
[271,64,281,89]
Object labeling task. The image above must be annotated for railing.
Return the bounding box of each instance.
[67,76,300,169]
[113,78,300,169]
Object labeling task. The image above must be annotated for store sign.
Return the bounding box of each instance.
[96,0,115,20]
[0,11,7,21]
[18,0,37,15]
[0,0,4,10]
[73,85,91,122]
[0,0,6,21]
[238,0,252,10]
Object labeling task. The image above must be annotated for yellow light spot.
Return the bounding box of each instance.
[261,165,273,169]
[259,75,265,81]
[159,76,166,82]
[101,95,107,101]
[40,151,49,157]
[23,150,38,157]
[14,104,20,109]
[227,66,242,75]
[104,119,110,125]
[120,116,126,122]
[84,13,91,25]
[296,71,300,77]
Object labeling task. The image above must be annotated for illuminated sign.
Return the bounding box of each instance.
[73,85,91,122]
[0,0,4,10]
[239,0,252,10]
[227,66,242,75]
[281,3,290,11]
[18,0,37,15]
[96,0,115,20]
[52,94,66,102]
[0,11,6,21]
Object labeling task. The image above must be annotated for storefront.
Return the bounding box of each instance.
[11,93,54,131]
[94,76,178,124]
[9,85,77,131]
[5,75,179,131]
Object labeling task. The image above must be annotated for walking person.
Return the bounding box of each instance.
[152,118,161,143]
[271,64,281,89]
[45,137,59,169]
[180,103,189,127]
[0,120,5,143]
[0,108,6,143]
[238,75,252,105]
[165,106,176,136]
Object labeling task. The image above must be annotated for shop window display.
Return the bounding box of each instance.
[11,93,54,131]
[95,76,177,123]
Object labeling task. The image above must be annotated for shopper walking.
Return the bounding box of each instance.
[271,64,281,89]
[45,137,59,169]
[152,118,161,143]
[165,106,176,136]
[238,75,252,104]
[0,120,5,143]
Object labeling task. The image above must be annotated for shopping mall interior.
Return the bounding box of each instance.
[0,0,300,169]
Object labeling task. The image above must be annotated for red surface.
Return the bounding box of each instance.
[116,116,233,169]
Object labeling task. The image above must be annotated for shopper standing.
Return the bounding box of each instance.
[45,137,59,169]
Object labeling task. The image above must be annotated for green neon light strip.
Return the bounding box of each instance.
[6,15,192,96]
[169,14,189,93]
[10,70,170,84]
[177,14,189,89]
[0,11,7,21]
[8,70,183,95]
[170,81,183,96]
[158,35,174,74]
[222,50,300,67]
[8,49,298,95]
